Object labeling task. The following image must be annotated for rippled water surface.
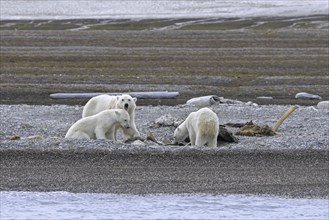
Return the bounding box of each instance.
[1,0,328,20]
[1,191,328,220]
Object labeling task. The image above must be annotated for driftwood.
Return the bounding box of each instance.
[50,91,179,99]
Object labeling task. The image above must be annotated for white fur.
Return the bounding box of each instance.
[65,109,130,140]
[174,107,219,147]
[82,94,140,138]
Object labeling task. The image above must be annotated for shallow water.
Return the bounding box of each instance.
[1,0,328,20]
[1,191,328,220]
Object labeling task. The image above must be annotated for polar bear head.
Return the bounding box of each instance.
[116,94,137,113]
[173,122,189,145]
[115,109,131,129]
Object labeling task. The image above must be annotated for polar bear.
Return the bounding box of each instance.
[174,107,219,147]
[65,109,130,140]
[82,94,140,138]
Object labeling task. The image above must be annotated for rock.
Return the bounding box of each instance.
[295,92,321,100]
[317,101,329,110]
[186,95,220,107]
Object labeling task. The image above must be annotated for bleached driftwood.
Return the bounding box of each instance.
[50,91,179,99]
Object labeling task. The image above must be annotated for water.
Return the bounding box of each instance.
[0,0,328,20]
[1,191,328,220]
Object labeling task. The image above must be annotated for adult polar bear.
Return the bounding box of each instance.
[65,109,130,140]
[82,94,140,139]
[174,107,219,147]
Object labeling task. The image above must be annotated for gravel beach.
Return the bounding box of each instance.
[1,103,328,198]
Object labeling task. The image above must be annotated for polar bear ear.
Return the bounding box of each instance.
[116,96,120,101]
[115,110,120,117]
[133,97,137,103]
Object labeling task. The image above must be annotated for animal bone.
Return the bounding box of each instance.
[272,105,299,132]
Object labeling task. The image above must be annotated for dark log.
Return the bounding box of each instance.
[50,91,179,99]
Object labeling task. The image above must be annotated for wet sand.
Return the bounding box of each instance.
[1,149,328,198]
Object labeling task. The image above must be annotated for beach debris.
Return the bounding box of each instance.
[307,106,319,112]
[272,105,299,132]
[295,92,321,100]
[124,136,145,144]
[257,96,273,100]
[6,134,44,141]
[27,135,43,140]
[146,131,161,144]
[186,95,220,107]
[50,91,179,100]
[218,125,239,143]
[149,114,183,128]
[245,101,258,107]
[6,135,21,140]
[317,101,329,110]
[125,131,163,145]
[162,137,173,145]
[231,105,299,136]
[236,122,276,136]
[218,98,244,105]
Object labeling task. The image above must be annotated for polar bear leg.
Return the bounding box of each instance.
[122,126,140,138]
[195,134,205,147]
[68,131,90,139]
[189,130,196,145]
[207,138,217,148]
[195,135,217,147]
[105,129,116,141]
[95,127,107,139]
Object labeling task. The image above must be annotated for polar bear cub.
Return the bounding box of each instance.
[82,94,140,138]
[174,107,219,147]
[65,109,130,140]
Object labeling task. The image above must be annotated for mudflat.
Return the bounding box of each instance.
[0,16,328,106]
